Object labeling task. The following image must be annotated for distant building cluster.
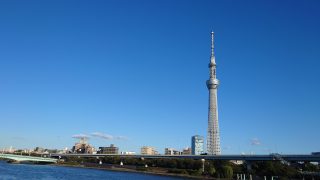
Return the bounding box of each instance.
[2,134,205,156]
[136,135,203,156]
[1,146,68,155]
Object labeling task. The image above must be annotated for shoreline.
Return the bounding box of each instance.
[53,163,214,179]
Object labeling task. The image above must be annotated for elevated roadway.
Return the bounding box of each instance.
[0,153,57,163]
[50,153,320,162]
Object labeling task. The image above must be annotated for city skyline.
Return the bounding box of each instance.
[0,0,320,154]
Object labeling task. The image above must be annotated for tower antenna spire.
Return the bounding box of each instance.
[211,31,214,57]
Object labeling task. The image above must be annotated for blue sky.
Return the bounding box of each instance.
[0,0,319,154]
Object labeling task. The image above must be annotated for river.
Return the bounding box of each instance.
[0,161,186,180]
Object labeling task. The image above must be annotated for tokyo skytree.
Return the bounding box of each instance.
[206,32,221,155]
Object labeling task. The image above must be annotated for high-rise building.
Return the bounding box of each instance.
[206,32,221,155]
[141,146,158,155]
[191,135,204,155]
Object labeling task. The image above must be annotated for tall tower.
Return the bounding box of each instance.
[206,32,221,155]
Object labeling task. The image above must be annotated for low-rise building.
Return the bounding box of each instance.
[121,151,136,155]
[141,146,158,155]
[34,147,45,154]
[43,149,58,154]
[182,147,192,155]
[165,148,181,155]
[72,137,95,154]
[98,144,119,154]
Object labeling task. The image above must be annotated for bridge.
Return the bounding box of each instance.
[50,153,320,162]
[0,153,57,163]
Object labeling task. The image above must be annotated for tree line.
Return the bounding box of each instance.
[61,156,320,179]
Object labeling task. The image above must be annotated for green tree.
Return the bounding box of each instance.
[204,162,216,176]
[222,165,233,179]
[209,166,216,176]
[303,162,319,172]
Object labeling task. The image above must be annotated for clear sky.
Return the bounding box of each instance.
[0,0,319,154]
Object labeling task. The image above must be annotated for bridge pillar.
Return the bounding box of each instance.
[239,173,246,180]
[201,159,205,173]
[238,174,246,180]
[245,161,252,171]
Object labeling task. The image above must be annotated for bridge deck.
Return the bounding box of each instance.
[50,153,320,162]
[0,154,57,163]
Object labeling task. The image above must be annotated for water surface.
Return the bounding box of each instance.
[0,161,186,180]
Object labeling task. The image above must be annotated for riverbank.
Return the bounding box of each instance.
[53,162,215,179]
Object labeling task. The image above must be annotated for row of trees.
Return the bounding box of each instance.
[63,157,235,178]
[62,156,320,179]
[250,161,320,179]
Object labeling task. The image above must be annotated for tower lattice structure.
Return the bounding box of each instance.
[206,32,221,155]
